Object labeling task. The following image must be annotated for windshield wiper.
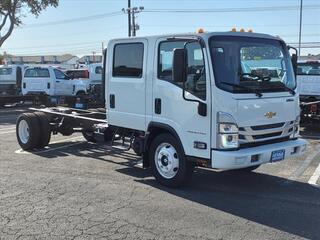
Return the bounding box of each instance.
[220,81,263,97]
[273,82,296,96]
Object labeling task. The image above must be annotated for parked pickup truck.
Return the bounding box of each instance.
[0,65,23,95]
[22,66,89,97]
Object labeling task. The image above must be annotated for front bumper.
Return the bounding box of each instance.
[212,138,307,169]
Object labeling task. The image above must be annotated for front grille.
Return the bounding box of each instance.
[252,131,282,140]
[239,120,294,147]
[240,136,291,149]
[251,122,285,130]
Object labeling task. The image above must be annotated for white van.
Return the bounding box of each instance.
[297,60,320,101]
[0,65,23,95]
[22,66,89,96]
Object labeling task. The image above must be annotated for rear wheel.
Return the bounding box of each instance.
[34,112,51,148]
[76,91,86,96]
[16,113,40,150]
[149,133,194,188]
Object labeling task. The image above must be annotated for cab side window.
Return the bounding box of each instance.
[158,40,206,100]
[113,43,144,78]
[186,42,206,100]
[95,66,103,74]
[24,68,50,78]
[54,69,69,80]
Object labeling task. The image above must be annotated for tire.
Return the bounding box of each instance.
[34,112,51,149]
[149,133,195,188]
[104,128,114,142]
[76,91,86,96]
[82,131,97,142]
[16,113,41,150]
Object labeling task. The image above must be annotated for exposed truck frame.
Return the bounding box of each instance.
[15,31,307,187]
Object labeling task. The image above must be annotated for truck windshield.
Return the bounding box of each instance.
[209,36,296,94]
[297,62,320,75]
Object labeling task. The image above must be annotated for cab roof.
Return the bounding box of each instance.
[109,31,283,43]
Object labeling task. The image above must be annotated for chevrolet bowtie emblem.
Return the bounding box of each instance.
[264,112,277,119]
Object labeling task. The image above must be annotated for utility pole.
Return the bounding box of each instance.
[122,6,144,37]
[298,0,303,57]
[92,51,96,63]
[131,7,144,37]
[128,0,131,37]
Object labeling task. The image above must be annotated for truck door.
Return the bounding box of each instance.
[53,68,73,96]
[107,40,147,131]
[152,39,212,159]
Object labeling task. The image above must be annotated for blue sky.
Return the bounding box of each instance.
[0,0,319,56]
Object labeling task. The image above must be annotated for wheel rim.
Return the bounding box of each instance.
[18,119,30,144]
[154,143,179,179]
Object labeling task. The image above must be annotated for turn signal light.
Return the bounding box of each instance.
[231,28,253,33]
[197,28,205,33]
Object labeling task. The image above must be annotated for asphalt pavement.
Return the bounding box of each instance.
[0,107,319,240]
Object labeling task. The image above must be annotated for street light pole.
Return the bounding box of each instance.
[298,0,303,57]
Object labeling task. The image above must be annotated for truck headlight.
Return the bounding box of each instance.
[217,112,239,149]
[291,115,300,138]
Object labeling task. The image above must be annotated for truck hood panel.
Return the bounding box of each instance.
[236,97,296,127]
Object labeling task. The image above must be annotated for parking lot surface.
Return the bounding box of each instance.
[0,108,320,240]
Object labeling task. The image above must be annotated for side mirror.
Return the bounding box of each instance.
[172,48,186,83]
[288,45,298,77]
[291,53,298,77]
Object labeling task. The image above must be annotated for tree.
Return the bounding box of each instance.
[0,0,59,47]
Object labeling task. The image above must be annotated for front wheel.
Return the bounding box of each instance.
[149,133,194,188]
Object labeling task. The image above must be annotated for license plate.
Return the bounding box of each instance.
[75,103,84,109]
[270,149,285,162]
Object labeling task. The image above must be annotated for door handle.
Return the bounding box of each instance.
[56,81,60,83]
[155,98,161,114]
[110,94,115,108]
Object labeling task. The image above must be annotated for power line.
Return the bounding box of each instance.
[144,5,320,13]
[21,11,123,28]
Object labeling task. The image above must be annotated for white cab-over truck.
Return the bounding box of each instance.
[16,31,307,187]
[297,60,320,120]
[297,60,320,101]
[22,66,89,97]
[0,65,23,96]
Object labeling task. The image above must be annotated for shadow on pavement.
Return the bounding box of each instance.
[130,168,320,240]
[300,120,320,140]
[26,138,320,239]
